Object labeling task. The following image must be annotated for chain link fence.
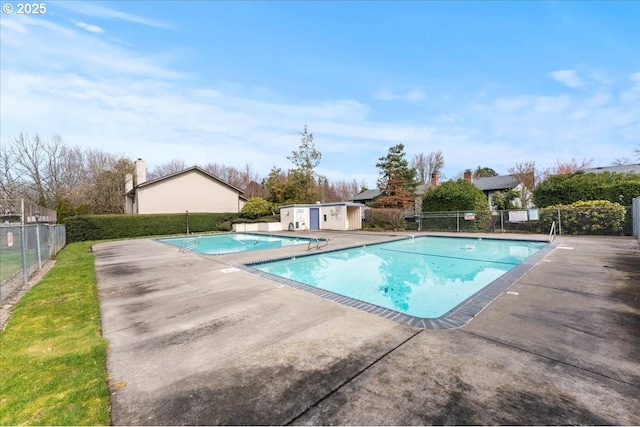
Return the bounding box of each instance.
[419,205,632,237]
[0,199,66,309]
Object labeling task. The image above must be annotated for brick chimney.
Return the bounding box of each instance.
[431,172,438,187]
[464,169,473,184]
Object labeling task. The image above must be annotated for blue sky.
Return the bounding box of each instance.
[1,1,639,187]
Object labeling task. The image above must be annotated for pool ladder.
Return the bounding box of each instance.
[179,238,200,253]
[307,238,329,251]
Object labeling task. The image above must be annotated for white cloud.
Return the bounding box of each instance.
[55,1,170,28]
[534,95,572,114]
[1,9,638,184]
[73,20,105,34]
[494,96,530,112]
[550,69,584,88]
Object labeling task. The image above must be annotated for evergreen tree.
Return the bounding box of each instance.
[376,144,418,194]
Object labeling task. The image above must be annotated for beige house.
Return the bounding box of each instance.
[125,159,247,214]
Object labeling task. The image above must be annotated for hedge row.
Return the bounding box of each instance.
[533,171,640,207]
[364,208,406,230]
[63,213,240,243]
[539,201,626,235]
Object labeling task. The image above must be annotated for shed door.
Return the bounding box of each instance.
[310,208,320,230]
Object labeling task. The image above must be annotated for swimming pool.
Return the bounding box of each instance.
[246,236,550,328]
[158,233,314,255]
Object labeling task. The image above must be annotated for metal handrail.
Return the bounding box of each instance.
[548,221,556,243]
[307,238,329,251]
[179,238,200,253]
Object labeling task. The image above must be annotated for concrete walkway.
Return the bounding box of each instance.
[93,232,640,425]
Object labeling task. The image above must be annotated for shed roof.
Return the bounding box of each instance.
[279,202,364,209]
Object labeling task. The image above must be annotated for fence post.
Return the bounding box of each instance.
[557,209,562,235]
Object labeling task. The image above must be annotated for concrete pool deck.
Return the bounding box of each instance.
[93,231,640,425]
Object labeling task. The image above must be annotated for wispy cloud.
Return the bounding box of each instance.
[549,69,584,88]
[1,6,638,186]
[55,1,170,29]
[72,20,105,34]
[374,87,426,102]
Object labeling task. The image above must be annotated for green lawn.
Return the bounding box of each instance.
[0,247,27,284]
[0,242,110,425]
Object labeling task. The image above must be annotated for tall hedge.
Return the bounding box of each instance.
[63,213,240,243]
[422,180,489,212]
[533,171,640,207]
[539,200,625,235]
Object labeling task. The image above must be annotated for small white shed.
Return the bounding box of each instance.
[280,203,363,231]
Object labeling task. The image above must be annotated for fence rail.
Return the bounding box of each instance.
[419,205,632,236]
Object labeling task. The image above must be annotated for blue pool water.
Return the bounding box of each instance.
[158,233,313,255]
[251,236,546,318]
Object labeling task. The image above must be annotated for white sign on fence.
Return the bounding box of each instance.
[508,210,528,222]
[6,231,13,247]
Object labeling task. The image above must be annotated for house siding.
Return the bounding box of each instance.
[136,170,242,214]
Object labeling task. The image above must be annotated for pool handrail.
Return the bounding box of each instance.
[307,237,329,251]
[179,237,200,253]
[548,221,556,243]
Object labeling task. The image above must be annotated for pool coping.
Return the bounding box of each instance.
[154,232,318,255]
[238,235,560,329]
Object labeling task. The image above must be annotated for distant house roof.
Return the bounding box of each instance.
[415,182,438,195]
[133,166,246,197]
[350,189,382,201]
[580,164,640,174]
[473,175,521,192]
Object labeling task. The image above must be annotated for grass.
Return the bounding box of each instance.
[0,241,110,425]
[0,248,27,283]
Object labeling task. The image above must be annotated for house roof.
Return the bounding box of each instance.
[415,182,437,195]
[350,189,382,201]
[580,164,640,174]
[473,175,521,191]
[132,166,245,195]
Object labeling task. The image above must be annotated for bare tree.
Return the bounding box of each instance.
[0,138,25,200]
[412,151,444,185]
[148,158,186,180]
[244,181,268,199]
[332,179,361,201]
[550,158,593,175]
[508,161,547,208]
[85,156,134,214]
[613,157,633,166]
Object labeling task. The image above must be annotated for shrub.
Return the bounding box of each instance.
[217,221,232,232]
[422,180,489,212]
[63,212,240,243]
[533,171,640,207]
[364,208,405,230]
[538,200,625,235]
[240,197,272,219]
